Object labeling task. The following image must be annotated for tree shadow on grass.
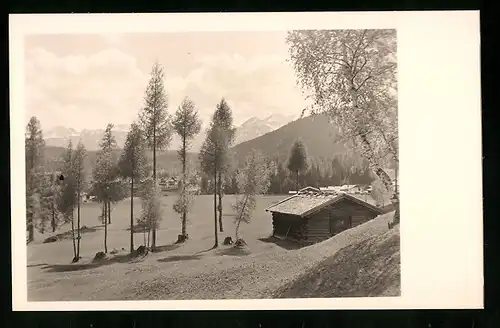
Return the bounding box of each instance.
[43,225,102,244]
[27,263,48,268]
[194,244,219,255]
[157,254,203,263]
[125,224,148,234]
[258,236,306,251]
[41,252,142,273]
[217,247,251,257]
[151,243,182,253]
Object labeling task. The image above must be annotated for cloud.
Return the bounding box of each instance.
[168,53,308,124]
[25,47,149,130]
[25,46,308,132]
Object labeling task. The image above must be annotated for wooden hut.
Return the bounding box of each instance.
[265,190,384,245]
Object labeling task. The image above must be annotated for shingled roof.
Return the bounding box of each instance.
[265,190,383,218]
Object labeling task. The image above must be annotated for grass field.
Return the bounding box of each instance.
[27,195,399,301]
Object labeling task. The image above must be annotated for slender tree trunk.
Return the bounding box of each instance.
[51,201,56,232]
[235,218,241,241]
[108,203,112,224]
[218,171,223,232]
[70,209,77,260]
[77,188,81,258]
[235,195,249,241]
[104,203,108,254]
[152,120,157,251]
[181,136,187,237]
[296,171,299,192]
[130,177,134,253]
[147,226,151,249]
[26,162,35,244]
[27,213,34,243]
[213,167,218,248]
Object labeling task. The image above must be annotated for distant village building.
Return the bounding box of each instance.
[159,176,180,193]
[288,186,320,195]
[265,189,383,245]
[321,184,368,194]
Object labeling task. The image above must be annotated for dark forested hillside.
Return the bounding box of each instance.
[229,114,345,167]
[41,114,379,193]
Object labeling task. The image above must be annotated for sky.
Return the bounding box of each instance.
[24,32,310,131]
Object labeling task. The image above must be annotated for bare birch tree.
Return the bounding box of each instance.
[286,29,399,225]
[232,150,271,246]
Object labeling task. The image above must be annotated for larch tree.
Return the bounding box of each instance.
[73,141,87,259]
[118,122,148,253]
[35,172,61,234]
[212,98,236,233]
[139,61,173,250]
[199,124,223,248]
[98,123,119,225]
[91,150,114,254]
[232,150,271,246]
[286,139,309,191]
[25,116,46,243]
[286,29,399,225]
[43,172,62,233]
[171,97,202,242]
[91,123,126,253]
[56,140,79,261]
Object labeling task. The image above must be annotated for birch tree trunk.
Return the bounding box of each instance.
[104,203,108,253]
[130,177,134,253]
[77,189,81,258]
[71,209,77,261]
[218,171,223,232]
[213,168,218,248]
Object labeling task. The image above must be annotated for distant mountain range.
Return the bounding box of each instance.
[42,114,356,175]
[41,114,396,189]
[42,114,297,152]
[229,113,346,168]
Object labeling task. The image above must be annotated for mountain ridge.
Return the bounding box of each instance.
[42,113,296,152]
[41,114,355,177]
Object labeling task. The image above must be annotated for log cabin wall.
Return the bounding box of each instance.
[272,213,306,241]
[305,211,331,243]
[305,198,379,242]
[270,197,380,245]
[327,200,378,229]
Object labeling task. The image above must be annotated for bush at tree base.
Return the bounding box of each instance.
[234,239,247,248]
[93,251,106,262]
[175,234,189,244]
[134,245,148,257]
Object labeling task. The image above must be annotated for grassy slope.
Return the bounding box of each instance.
[274,225,400,298]
[27,195,397,301]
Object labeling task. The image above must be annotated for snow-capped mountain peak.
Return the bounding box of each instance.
[43,113,297,151]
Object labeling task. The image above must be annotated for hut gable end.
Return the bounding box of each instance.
[267,188,384,245]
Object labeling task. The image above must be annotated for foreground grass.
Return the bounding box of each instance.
[274,225,400,298]
[27,195,398,301]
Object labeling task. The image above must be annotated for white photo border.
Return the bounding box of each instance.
[9,11,483,311]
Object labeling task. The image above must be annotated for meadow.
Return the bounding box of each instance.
[27,194,398,301]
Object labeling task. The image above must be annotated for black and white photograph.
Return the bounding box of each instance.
[11,12,482,310]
